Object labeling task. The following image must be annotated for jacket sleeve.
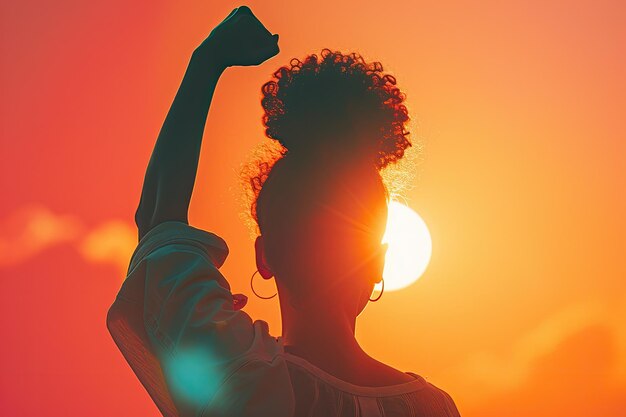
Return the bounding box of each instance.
[126,221,294,417]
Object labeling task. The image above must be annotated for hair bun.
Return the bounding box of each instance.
[261,48,411,170]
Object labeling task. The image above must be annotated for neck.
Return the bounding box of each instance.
[278,287,369,368]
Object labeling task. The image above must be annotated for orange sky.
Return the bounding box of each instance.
[1,1,625,416]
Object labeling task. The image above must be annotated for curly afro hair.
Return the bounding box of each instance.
[243,48,412,228]
[261,48,411,168]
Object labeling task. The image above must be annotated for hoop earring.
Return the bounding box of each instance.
[250,270,277,299]
[369,278,384,302]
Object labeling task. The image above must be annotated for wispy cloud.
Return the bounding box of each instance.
[0,205,136,275]
[467,317,626,417]
[447,296,626,414]
[79,220,136,274]
[461,300,608,390]
[0,205,83,266]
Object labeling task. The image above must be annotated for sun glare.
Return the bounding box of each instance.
[379,200,433,292]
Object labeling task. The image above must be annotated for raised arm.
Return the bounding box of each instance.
[134,6,279,240]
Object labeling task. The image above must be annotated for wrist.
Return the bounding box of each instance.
[191,41,228,74]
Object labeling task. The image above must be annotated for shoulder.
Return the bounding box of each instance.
[418,378,461,417]
[129,220,229,273]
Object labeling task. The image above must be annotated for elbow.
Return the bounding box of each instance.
[106,302,117,338]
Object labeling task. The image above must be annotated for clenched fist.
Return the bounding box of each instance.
[195,6,280,68]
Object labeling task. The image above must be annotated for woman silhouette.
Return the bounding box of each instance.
[107,6,460,417]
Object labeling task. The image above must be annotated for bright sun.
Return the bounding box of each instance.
[379,200,433,292]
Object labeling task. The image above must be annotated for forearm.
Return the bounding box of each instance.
[135,47,225,239]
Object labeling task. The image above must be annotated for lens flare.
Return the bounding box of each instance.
[379,200,432,292]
